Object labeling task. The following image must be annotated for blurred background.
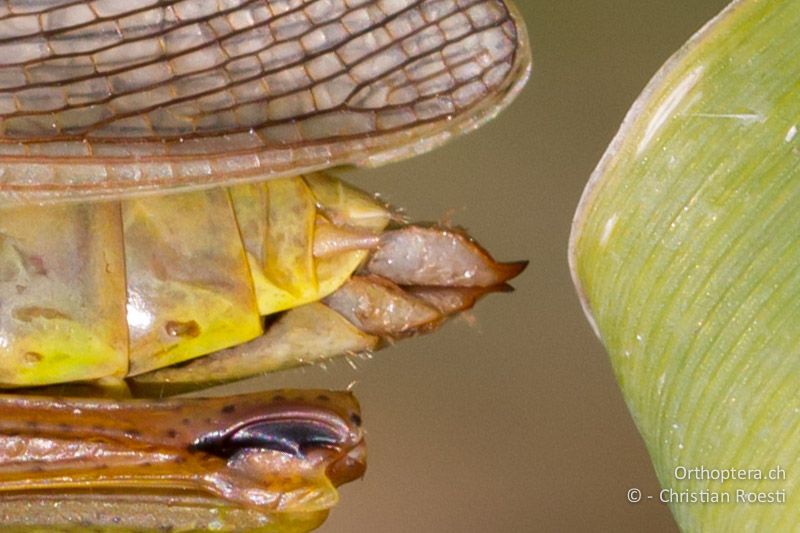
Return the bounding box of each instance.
[223,1,732,531]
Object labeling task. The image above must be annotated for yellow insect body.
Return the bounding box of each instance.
[0,202,128,384]
[0,174,389,386]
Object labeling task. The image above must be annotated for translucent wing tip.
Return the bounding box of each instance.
[0,0,533,204]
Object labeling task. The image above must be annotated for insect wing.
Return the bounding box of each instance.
[0,0,530,203]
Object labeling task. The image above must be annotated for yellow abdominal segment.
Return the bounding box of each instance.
[0,175,389,386]
[232,174,386,316]
[123,188,263,375]
[0,203,128,386]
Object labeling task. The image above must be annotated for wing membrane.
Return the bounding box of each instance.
[0,0,530,203]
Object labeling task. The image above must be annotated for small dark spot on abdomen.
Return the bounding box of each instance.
[164,320,200,338]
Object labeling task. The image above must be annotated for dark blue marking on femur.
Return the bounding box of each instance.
[191,419,342,459]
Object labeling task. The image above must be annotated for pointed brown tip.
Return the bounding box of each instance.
[493,282,516,294]
[494,260,528,283]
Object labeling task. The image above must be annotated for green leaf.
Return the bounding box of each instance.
[570,1,800,529]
